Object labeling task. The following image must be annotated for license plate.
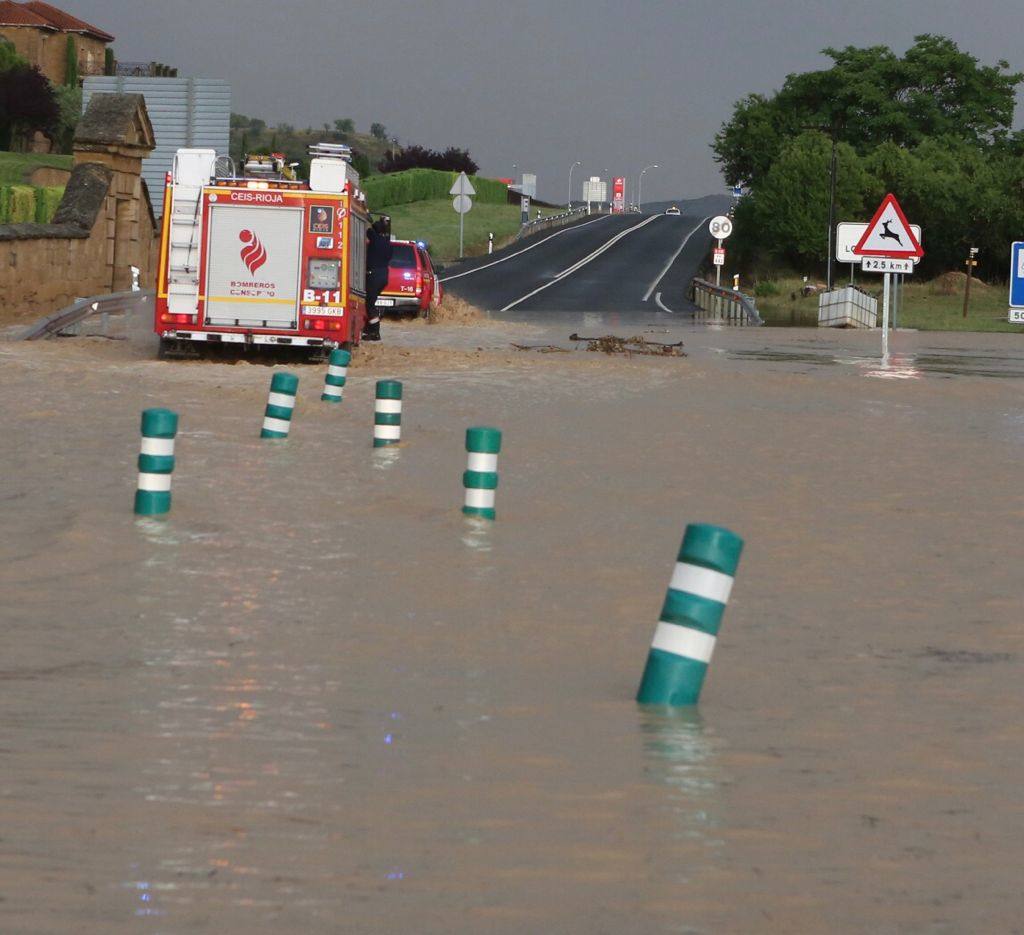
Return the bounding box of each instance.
[376,298,395,307]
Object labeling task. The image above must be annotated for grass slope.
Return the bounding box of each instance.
[753,275,1018,333]
[0,152,73,186]
[386,199,559,264]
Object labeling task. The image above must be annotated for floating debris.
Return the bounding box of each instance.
[511,343,569,353]
[568,333,686,357]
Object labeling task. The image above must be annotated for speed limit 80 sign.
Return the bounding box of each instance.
[709,215,733,239]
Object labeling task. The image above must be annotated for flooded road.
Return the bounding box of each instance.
[3,316,1024,933]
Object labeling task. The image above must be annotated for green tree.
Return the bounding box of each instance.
[334,117,354,136]
[51,83,82,152]
[64,35,78,87]
[370,121,387,141]
[743,133,877,267]
[713,35,1023,186]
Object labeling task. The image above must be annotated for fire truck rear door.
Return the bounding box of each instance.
[204,205,303,328]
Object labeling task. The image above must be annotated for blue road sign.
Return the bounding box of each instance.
[1011,242,1024,308]
[732,185,743,198]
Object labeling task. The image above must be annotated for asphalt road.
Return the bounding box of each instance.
[441,211,714,315]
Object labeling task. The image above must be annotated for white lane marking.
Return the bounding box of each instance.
[501,215,662,312]
[654,291,675,314]
[650,622,717,664]
[439,215,612,283]
[642,216,710,302]
[668,562,734,604]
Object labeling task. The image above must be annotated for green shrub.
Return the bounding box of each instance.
[34,186,63,222]
[8,185,35,222]
[754,280,780,297]
[362,168,507,210]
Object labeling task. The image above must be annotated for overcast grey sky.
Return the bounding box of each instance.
[73,0,1023,203]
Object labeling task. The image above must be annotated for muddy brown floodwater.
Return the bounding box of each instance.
[2,311,1024,934]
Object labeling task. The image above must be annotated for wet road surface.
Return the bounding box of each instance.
[442,212,711,315]
[3,315,1024,933]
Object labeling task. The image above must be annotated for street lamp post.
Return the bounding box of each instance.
[568,160,581,209]
[638,164,658,212]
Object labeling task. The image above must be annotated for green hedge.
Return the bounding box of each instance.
[362,168,506,210]
[0,185,66,224]
[34,186,64,222]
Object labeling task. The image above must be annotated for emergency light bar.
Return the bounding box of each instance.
[308,142,353,161]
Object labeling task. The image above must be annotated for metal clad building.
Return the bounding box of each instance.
[83,76,231,217]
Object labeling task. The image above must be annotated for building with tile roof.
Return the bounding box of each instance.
[0,0,113,85]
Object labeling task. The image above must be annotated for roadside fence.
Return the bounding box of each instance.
[690,279,763,326]
[516,206,592,240]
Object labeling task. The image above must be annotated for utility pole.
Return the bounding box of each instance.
[826,132,837,292]
[963,246,978,318]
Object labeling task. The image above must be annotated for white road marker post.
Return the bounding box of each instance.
[636,523,744,706]
[462,427,501,520]
[260,372,299,439]
[321,348,350,403]
[134,408,178,516]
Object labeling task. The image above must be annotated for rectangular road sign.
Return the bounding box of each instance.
[1009,309,1024,324]
[1010,242,1024,309]
[861,256,913,274]
[713,248,725,266]
[838,222,921,264]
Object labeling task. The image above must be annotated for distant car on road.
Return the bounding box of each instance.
[665,205,681,216]
[377,239,443,317]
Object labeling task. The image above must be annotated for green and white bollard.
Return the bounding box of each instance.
[260,372,299,439]
[463,426,501,520]
[636,523,744,706]
[321,348,351,403]
[134,407,178,516]
[373,380,402,447]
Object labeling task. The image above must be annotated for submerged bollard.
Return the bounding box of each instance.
[374,376,401,446]
[134,408,178,516]
[321,348,351,403]
[373,380,402,447]
[260,372,299,439]
[462,426,501,520]
[636,523,744,706]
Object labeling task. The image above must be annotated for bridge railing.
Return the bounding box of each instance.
[517,206,592,239]
[690,279,763,326]
[20,290,153,340]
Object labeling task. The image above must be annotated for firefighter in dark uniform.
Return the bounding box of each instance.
[363,216,392,341]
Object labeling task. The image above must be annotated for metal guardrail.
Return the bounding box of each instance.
[20,290,154,340]
[517,206,593,239]
[690,279,763,326]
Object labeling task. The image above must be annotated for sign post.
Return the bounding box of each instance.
[450,172,476,259]
[1009,243,1024,324]
[708,215,733,287]
[851,194,924,356]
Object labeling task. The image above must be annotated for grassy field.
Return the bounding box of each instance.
[752,273,1018,332]
[0,152,72,185]
[385,199,562,264]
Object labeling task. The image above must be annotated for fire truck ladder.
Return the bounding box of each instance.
[166,151,213,315]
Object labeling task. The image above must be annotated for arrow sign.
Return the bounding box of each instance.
[450,172,476,197]
[852,193,924,259]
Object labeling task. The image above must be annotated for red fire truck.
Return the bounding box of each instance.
[154,143,371,358]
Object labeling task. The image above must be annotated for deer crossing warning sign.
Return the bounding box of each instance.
[853,193,924,260]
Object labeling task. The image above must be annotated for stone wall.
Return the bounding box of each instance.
[0,93,158,322]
